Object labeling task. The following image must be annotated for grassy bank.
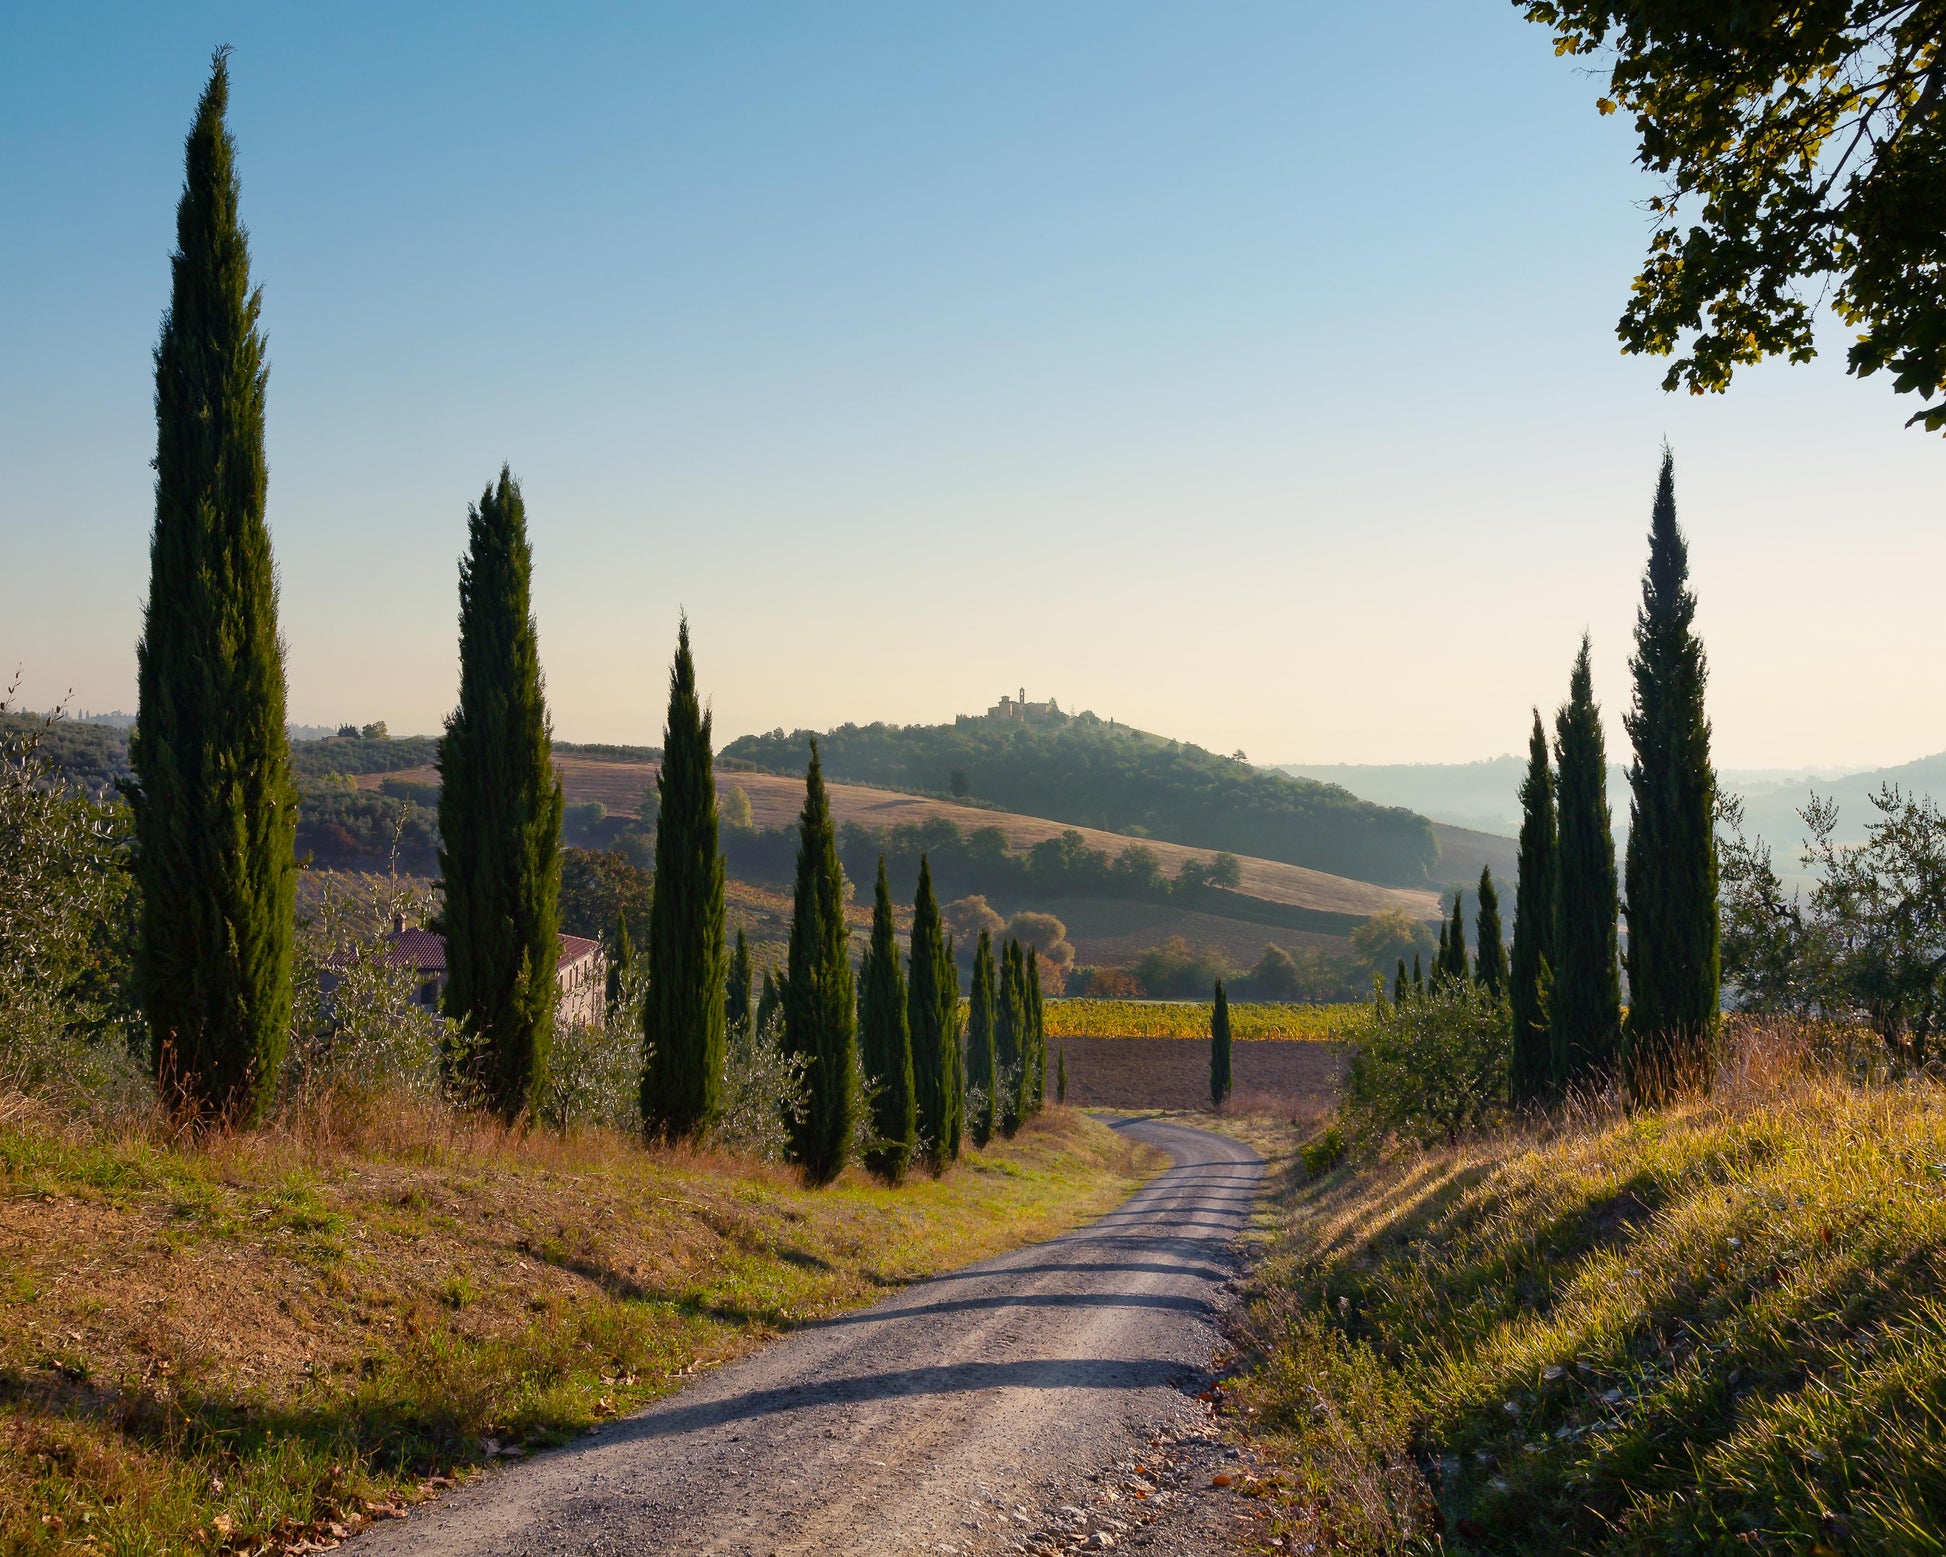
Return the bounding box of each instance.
[0,1101,1157,1556]
[1044,999,1368,1042]
[1234,1032,1946,1554]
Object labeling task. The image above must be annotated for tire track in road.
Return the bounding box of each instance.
[358,1118,1262,1556]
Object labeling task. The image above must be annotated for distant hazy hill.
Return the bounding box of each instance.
[1283,752,1946,887]
[1279,758,1536,837]
[720,713,1441,887]
[1729,751,1946,857]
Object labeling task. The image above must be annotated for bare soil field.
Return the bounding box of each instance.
[1055,1035,1348,1113]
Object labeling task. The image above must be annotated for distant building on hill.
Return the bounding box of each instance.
[988,687,1062,722]
[325,914,607,1026]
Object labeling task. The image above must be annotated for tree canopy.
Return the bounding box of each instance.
[1520,1,1946,431]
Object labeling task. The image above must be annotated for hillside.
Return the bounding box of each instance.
[550,757,1437,922]
[719,714,1441,887]
[1241,1027,1946,1552]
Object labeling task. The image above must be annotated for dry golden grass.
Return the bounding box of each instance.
[0,1098,1156,1557]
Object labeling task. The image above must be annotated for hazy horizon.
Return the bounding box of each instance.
[5,3,1942,771]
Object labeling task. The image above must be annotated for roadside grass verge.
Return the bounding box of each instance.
[1044,999,1369,1043]
[1234,1031,1946,1554]
[0,1100,1157,1557]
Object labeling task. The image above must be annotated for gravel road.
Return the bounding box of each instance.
[358,1117,1264,1557]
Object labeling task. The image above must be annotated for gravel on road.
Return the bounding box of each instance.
[356,1117,1264,1557]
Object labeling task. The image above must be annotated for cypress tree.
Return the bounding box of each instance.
[906,857,960,1169]
[1210,979,1233,1109]
[942,935,963,1158]
[967,930,998,1148]
[1623,451,1720,1096]
[726,927,752,1039]
[1435,921,1450,986]
[754,968,780,1039]
[997,939,1028,1135]
[1443,893,1469,983]
[1394,958,1409,1004]
[437,467,564,1123]
[781,742,856,1183]
[1553,636,1623,1090]
[606,916,633,1010]
[641,620,727,1141]
[1025,948,1047,1113]
[1510,711,1558,1105]
[859,858,917,1181]
[1413,953,1424,993]
[130,50,297,1126]
[1474,867,1509,1000]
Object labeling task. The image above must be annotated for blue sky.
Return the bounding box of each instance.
[3,2,1940,767]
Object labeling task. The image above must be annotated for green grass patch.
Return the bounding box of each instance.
[1237,1058,1946,1554]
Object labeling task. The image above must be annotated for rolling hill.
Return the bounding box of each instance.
[719,713,1441,887]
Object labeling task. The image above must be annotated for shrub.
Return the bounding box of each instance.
[1342,982,1510,1146]
[715,1005,808,1162]
[0,700,142,1109]
[540,962,643,1133]
[1299,1125,1346,1175]
[288,875,443,1119]
[942,895,1004,949]
[1131,937,1230,998]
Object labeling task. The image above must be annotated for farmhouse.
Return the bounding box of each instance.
[330,915,607,1027]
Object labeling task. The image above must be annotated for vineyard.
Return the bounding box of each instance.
[1040,998,1369,1043]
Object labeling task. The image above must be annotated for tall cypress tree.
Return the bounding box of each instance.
[997,939,1028,1135]
[438,467,564,1123]
[1413,953,1424,993]
[641,620,727,1141]
[906,856,960,1169]
[1443,893,1469,983]
[860,858,917,1181]
[1474,867,1509,1000]
[1553,636,1623,1090]
[967,930,998,1148]
[726,928,752,1039]
[606,916,633,1010]
[1394,958,1409,1004]
[1509,711,1558,1104]
[781,742,856,1183]
[942,935,963,1158]
[1623,451,1721,1095]
[754,968,780,1039]
[1025,948,1047,1113]
[1435,921,1450,986]
[1210,979,1233,1108]
[130,50,297,1126]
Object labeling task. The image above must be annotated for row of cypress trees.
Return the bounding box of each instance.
[123,56,970,1170]
[1509,452,1720,1103]
[963,926,1051,1146]
[776,742,1059,1183]
[1388,867,1508,1003]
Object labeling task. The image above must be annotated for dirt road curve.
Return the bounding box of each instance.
[359,1118,1263,1556]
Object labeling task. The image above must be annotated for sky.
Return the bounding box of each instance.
[3,3,1941,770]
